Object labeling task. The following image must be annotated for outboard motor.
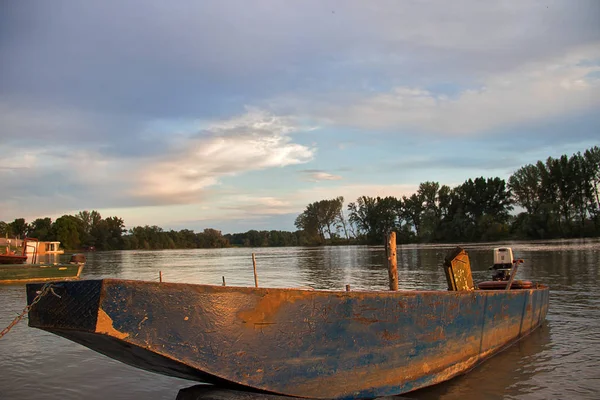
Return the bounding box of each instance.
[479,247,529,290]
[490,247,519,281]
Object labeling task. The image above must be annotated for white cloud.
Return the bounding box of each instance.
[0,143,135,221]
[215,195,295,216]
[310,45,600,135]
[133,109,315,203]
[301,170,343,182]
[0,109,315,220]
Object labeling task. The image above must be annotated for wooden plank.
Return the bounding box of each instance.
[386,232,398,291]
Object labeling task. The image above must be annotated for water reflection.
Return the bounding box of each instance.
[404,322,553,399]
[83,250,125,278]
[176,386,288,400]
[25,253,64,264]
[175,385,414,400]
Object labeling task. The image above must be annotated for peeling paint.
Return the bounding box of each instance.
[96,308,129,339]
[237,289,312,325]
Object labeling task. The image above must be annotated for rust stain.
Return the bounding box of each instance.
[351,314,379,325]
[96,308,129,339]
[287,336,483,398]
[380,329,402,341]
[422,362,431,374]
[237,290,312,325]
[283,307,539,398]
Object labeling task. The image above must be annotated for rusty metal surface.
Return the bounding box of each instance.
[27,280,549,399]
[443,247,474,291]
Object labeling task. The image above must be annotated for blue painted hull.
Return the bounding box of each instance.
[27,279,549,399]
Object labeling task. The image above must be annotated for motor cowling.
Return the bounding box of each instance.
[490,247,514,281]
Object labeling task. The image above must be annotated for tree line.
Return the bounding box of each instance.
[295,146,600,244]
[0,211,126,251]
[1,146,598,250]
[0,211,308,250]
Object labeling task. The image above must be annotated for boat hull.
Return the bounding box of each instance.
[1,263,83,284]
[0,255,28,264]
[27,279,549,399]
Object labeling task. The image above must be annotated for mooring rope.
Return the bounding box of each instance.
[0,283,59,339]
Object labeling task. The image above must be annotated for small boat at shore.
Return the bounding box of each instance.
[1,254,86,284]
[0,253,27,264]
[26,247,548,399]
[0,237,33,264]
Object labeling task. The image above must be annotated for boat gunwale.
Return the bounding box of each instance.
[94,278,549,295]
[1,264,84,285]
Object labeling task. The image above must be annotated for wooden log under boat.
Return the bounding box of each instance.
[27,279,549,399]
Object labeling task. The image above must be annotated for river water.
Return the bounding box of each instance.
[1,240,599,399]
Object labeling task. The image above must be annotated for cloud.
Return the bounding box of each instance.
[2,1,598,143]
[2,1,599,120]
[296,45,600,135]
[125,109,316,204]
[0,145,136,219]
[0,109,315,219]
[300,170,343,182]
[217,196,294,215]
[1,1,599,230]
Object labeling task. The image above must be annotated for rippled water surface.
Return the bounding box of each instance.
[1,240,599,399]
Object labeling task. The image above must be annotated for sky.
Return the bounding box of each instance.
[1,0,599,233]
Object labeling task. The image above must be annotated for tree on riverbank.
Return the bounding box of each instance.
[0,212,125,251]
[509,147,600,238]
[294,197,347,245]
[344,177,513,245]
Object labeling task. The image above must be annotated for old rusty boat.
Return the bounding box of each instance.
[26,247,548,399]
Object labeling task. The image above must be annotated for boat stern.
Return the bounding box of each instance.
[27,280,104,332]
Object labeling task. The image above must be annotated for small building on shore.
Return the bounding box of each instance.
[26,241,65,255]
[0,238,65,255]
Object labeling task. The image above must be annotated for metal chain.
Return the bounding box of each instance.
[0,283,58,339]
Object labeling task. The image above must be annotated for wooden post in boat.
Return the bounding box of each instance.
[159,271,163,282]
[252,253,258,288]
[222,276,226,286]
[505,259,523,290]
[386,232,398,291]
[346,284,351,291]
